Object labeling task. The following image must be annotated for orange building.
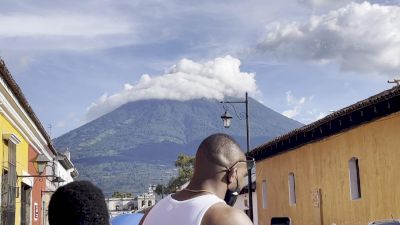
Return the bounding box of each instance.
[249,86,400,225]
[28,145,46,225]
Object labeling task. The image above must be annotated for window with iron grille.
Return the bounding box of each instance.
[7,141,17,225]
[20,183,32,225]
[1,169,9,225]
[0,140,17,225]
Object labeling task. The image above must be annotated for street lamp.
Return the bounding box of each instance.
[17,154,65,183]
[35,154,51,175]
[220,92,254,222]
[220,111,233,128]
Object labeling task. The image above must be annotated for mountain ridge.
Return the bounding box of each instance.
[53,97,302,195]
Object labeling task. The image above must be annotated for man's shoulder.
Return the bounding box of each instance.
[201,203,253,225]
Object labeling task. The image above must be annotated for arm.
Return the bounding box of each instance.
[138,206,153,225]
[201,203,253,225]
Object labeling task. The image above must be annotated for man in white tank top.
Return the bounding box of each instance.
[140,133,253,225]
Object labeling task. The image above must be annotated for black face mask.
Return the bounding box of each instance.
[224,176,241,206]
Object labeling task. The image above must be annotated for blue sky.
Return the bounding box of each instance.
[0,0,399,138]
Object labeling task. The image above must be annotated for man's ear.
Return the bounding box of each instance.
[227,167,237,184]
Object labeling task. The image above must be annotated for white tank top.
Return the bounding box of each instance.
[142,194,225,225]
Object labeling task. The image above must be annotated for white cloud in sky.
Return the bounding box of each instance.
[0,13,135,50]
[297,0,354,8]
[282,91,326,123]
[85,55,258,122]
[55,112,79,128]
[258,2,400,75]
[315,111,327,120]
[0,0,299,52]
[0,14,132,37]
[282,91,307,118]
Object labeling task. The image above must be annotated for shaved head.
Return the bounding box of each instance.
[170,133,249,208]
[195,133,245,174]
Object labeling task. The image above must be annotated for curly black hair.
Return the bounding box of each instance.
[48,180,109,225]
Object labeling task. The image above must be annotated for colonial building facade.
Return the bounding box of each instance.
[0,58,78,225]
[106,185,156,217]
[250,86,400,225]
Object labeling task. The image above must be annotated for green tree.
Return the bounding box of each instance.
[154,184,167,197]
[166,153,195,193]
[153,154,195,196]
[112,191,132,198]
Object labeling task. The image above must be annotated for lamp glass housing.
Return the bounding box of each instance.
[37,164,46,174]
[35,154,50,174]
[221,111,233,128]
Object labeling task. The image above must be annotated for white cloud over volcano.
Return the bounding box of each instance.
[258,2,400,75]
[85,55,258,121]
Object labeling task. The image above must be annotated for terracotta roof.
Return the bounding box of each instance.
[0,58,57,155]
[249,85,400,161]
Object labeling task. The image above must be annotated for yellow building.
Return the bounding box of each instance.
[249,86,400,225]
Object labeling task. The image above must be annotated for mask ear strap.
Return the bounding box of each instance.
[235,170,239,189]
[226,167,234,184]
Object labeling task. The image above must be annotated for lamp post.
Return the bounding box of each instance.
[220,92,253,222]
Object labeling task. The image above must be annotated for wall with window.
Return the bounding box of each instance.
[256,111,400,225]
[0,113,29,225]
[288,173,296,205]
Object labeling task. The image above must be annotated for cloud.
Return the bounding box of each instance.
[0,0,308,53]
[85,55,258,121]
[55,112,79,128]
[297,0,354,8]
[282,91,326,123]
[258,2,400,75]
[0,14,132,37]
[0,13,135,50]
[305,110,328,123]
[315,111,327,120]
[282,91,306,118]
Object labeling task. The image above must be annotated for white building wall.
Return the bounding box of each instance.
[106,198,135,211]
[136,193,156,211]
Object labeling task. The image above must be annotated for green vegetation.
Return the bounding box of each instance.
[112,192,132,198]
[77,161,176,197]
[54,98,302,196]
[154,154,195,195]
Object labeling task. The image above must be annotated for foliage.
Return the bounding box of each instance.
[165,153,195,193]
[112,191,132,198]
[54,98,302,196]
[153,154,195,196]
[154,184,166,196]
[77,161,176,197]
[175,154,196,180]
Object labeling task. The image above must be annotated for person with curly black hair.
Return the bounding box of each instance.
[48,180,110,225]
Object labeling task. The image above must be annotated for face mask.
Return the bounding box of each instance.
[224,176,240,206]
